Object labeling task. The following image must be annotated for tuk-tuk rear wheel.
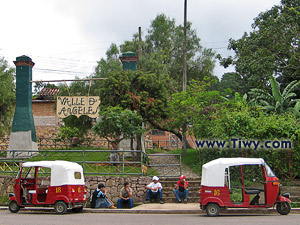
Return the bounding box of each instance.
[206,203,220,217]
[276,202,291,215]
[9,200,20,213]
[54,201,68,214]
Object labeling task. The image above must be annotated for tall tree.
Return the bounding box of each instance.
[219,72,247,96]
[121,14,216,91]
[92,106,144,149]
[94,43,122,79]
[167,78,224,141]
[92,106,144,170]
[219,0,300,90]
[0,57,15,136]
[93,14,217,150]
[96,70,196,148]
[98,70,170,125]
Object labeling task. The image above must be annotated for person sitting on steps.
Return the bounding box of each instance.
[90,183,117,209]
[117,182,133,209]
[173,175,189,203]
[145,176,164,204]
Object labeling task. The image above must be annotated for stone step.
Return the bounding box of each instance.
[148,197,200,203]
[160,181,201,188]
[160,180,201,184]
[163,193,199,198]
[162,191,200,197]
[159,177,201,181]
[162,187,200,191]
[289,196,300,201]
[161,185,201,189]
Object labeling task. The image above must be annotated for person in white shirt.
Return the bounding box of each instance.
[145,176,164,204]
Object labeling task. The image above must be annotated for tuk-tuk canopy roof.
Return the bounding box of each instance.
[22,160,85,186]
[201,158,265,187]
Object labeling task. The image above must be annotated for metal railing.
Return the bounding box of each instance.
[0,149,182,177]
[0,149,146,177]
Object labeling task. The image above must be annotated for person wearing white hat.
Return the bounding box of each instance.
[145,176,164,204]
[173,175,189,203]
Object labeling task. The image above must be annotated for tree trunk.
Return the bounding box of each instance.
[134,134,142,161]
[110,141,121,173]
[182,124,187,156]
[148,121,193,149]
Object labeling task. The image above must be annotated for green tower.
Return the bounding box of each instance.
[119,51,139,71]
[8,55,38,158]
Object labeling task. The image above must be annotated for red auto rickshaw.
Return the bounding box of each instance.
[199,158,291,216]
[9,160,87,214]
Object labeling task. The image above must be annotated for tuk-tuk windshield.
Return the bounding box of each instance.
[17,167,35,179]
[263,162,276,177]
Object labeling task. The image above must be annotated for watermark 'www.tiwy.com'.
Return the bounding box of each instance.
[195,138,292,150]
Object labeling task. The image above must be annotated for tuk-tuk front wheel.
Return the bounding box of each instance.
[206,203,220,217]
[54,201,68,214]
[9,200,20,213]
[276,202,291,215]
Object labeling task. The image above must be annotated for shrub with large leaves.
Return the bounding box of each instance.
[249,76,300,117]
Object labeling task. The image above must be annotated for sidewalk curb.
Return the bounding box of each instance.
[1,206,300,214]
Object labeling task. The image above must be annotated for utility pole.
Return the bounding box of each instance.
[138,26,145,154]
[183,0,187,92]
[138,27,142,61]
[182,0,187,156]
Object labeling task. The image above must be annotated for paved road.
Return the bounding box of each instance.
[1,211,300,225]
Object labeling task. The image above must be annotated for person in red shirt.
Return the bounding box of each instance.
[173,175,189,203]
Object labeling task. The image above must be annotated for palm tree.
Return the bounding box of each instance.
[249,76,300,117]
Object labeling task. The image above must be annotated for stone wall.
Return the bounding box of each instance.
[35,126,59,139]
[0,175,152,204]
[86,176,152,204]
[0,176,14,198]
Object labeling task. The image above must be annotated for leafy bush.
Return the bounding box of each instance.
[55,126,81,146]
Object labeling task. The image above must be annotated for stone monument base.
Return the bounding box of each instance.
[7,131,38,158]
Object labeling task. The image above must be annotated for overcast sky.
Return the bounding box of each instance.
[0,0,281,82]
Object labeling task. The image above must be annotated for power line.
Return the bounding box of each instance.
[34,68,92,75]
[31,78,106,83]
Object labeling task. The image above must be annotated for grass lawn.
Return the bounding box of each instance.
[0,147,158,176]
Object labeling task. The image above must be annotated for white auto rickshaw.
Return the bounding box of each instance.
[9,160,87,214]
[199,158,291,216]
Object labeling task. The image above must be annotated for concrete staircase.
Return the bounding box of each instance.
[159,177,201,203]
[281,185,300,203]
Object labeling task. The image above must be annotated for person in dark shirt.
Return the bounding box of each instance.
[90,183,116,209]
[173,175,189,203]
[117,182,133,208]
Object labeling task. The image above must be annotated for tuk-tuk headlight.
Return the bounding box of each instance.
[72,188,75,193]
[198,189,201,195]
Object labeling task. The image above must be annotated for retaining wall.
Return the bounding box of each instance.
[0,175,152,204]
